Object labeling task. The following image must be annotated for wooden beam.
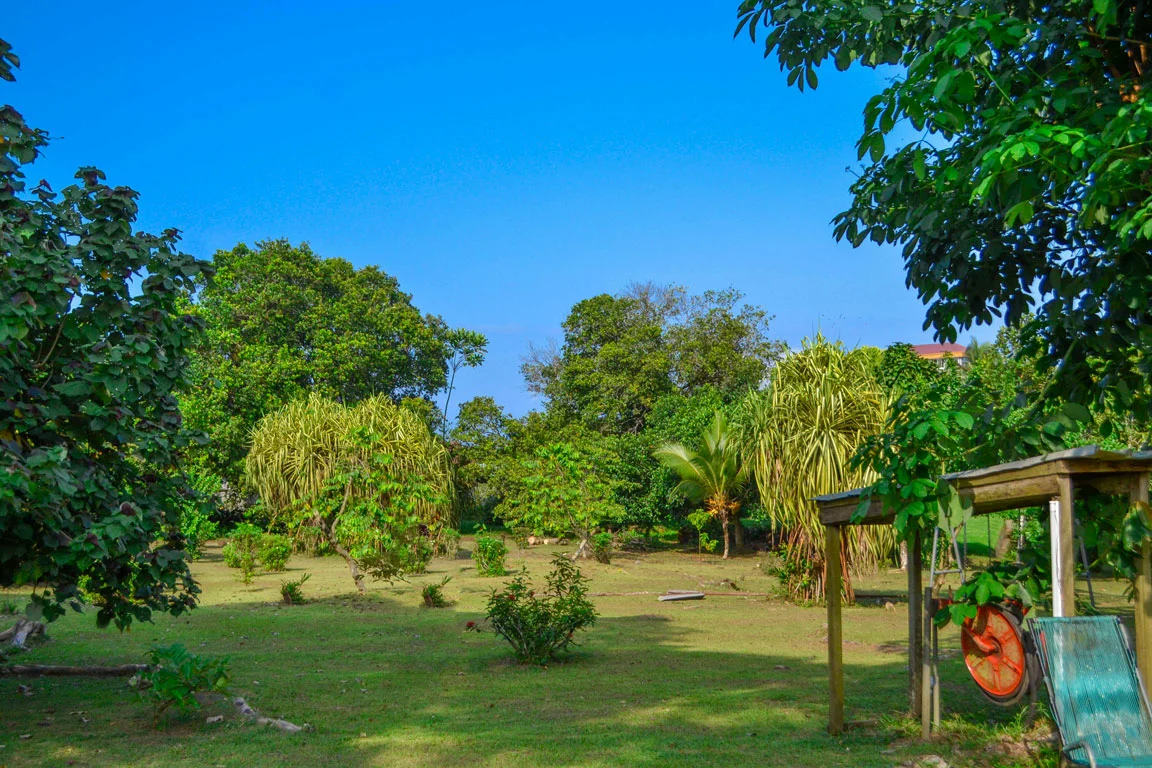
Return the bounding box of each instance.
[826,525,844,735]
[1133,473,1152,696]
[1051,475,1076,617]
[907,532,923,717]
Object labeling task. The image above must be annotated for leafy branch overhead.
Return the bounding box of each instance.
[738,0,1152,422]
[1,43,209,628]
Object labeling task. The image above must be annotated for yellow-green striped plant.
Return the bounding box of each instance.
[737,336,894,602]
[245,394,455,591]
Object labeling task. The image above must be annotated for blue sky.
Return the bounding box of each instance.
[4,2,989,417]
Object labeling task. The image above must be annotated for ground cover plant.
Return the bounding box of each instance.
[0,538,1063,767]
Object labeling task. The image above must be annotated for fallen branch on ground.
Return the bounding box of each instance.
[1,663,147,677]
[0,619,46,649]
[232,696,307,733]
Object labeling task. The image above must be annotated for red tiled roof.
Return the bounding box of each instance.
[912,343,967,356]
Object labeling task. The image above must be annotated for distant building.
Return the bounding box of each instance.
[912,342,968,368]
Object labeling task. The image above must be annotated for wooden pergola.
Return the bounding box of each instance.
[815,446,1152,736]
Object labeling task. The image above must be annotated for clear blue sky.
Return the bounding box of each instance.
[4,2,988,417]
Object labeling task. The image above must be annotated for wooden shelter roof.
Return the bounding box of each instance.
[816,445,1152,527]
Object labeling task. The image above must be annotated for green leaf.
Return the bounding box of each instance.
[860,6,883,22]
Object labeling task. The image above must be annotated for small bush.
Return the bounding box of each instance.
[259,534,292,572]
[132,643,229,725]
[280,573,311,604]
[477,555,597,665]
[434,528,461,559]
[473,527,508,577]
[422,575,452,608]
[223,523,262,583]
[179,472,222,559]
[591,532,613,564]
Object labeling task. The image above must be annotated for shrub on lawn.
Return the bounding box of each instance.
[131,643,229,725]
[259,534,292,572]
[473,527,508,577]
[280,573,311,604]
[222,523,263,583]
[422,575,452,608]
[591,532,613,564]
[479,554,597,665]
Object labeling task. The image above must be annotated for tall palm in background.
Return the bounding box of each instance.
[737,336,893,602]
[655,411,748,559]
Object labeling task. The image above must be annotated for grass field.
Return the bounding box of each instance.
[0,538,1070,767]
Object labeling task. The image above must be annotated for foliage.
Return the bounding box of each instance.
[178,473,221,560]
[655,411,748,559]
[434,527,461,559]
[495,442,623,558]
[477,555,598,665]
[590,532,613,564]
[522,284,782,434]
[259,534,292,572]
[222,523,262,584]
[422,575,452,608]
[181,239,485,486]
[686,510,720,554]
[0,44,206,628]
[450,396,517,523]
[738,0,1152,424]
[473,527,508,577]
[736,336,893,601]
[245,394,453,591]
[279,573,311,605]
[132,643,229,724]
[875,343,962,408]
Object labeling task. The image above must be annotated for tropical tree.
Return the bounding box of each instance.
[0,40,207,629]
[245,395,454,592]
[522,284,782,435]
[737,0,1152,425]
[655,411,748,559]
[182,240,485,487]
[495,442,623,559]
[737,337,893,601]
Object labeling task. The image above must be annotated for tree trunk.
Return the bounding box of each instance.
[721,515,730,559]
[732,517,745,554]
[994,518,1016,560]
[318,483,366,594]
[571,537,590,560]
[2,663,145,677]
[0,619,45,649]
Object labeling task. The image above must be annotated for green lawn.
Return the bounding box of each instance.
[0,540,1060,767]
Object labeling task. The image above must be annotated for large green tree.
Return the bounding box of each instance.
[0,41,207,628]
[522,284,781,435]
[738,0,1152,421]
[182,240,485,485]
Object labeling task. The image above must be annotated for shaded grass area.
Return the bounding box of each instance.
[0,542,1058,767]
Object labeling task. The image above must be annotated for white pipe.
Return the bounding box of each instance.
[1050,498,1067,617]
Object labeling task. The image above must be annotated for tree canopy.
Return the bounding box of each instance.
[522,283,782,435]
[738,0,1152,422]
[181,240,485,485]
[0,41,208,628]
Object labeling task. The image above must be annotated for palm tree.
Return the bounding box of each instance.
[735,335,894,601]
[655,411,748,559]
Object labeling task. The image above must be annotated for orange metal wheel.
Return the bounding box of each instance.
[960,604,1033,705]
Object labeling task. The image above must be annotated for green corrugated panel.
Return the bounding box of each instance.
[1030,616,1152,767]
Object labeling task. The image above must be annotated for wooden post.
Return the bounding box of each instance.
[1132,473,1151,695]
[908,531,923,716]
[1053,475,1076,617]
[826,525,844,735]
